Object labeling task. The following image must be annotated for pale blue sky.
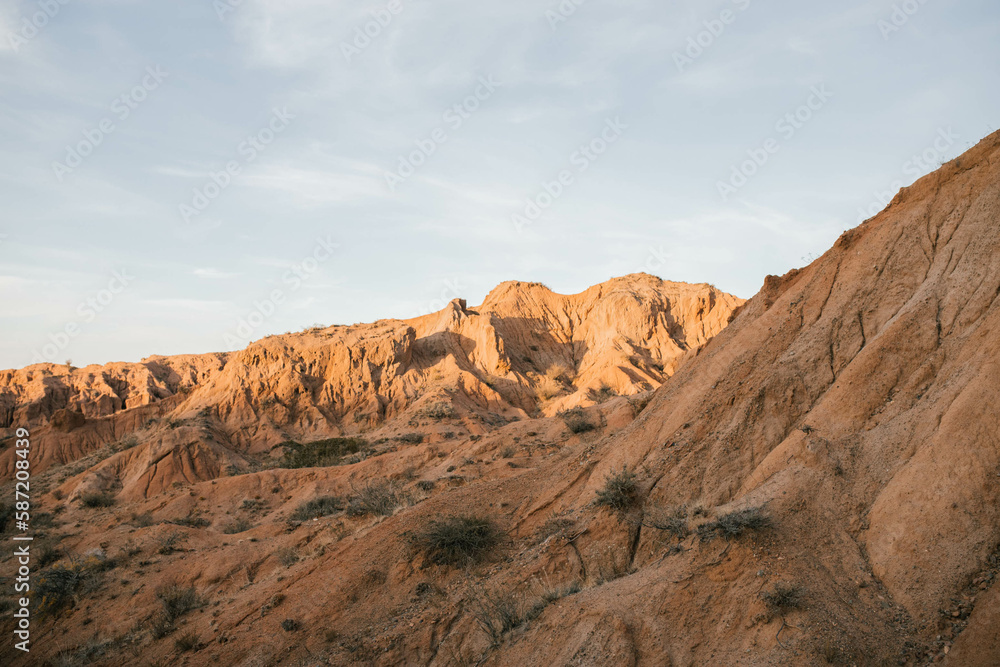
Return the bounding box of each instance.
[1,0,997,369]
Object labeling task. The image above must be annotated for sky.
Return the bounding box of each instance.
[0,0,998,369]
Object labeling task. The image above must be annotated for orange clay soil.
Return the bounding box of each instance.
[3,131,1000,666]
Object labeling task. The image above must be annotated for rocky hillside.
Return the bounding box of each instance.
[0,276,739,486]
[2,131,1000,667]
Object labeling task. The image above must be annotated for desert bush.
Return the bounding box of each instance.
[594,468,639,513]
[157,584,202,621]
[292,496,343,521]
[415,515,501,566]
[275,547,299,567]
[422,402,456,420]
[644,504,689,539]
[130,512,155,528]
[281,618,300,632]
[222,518,253,534]
[590,383,617,403]
[545,365,572,385]
[113,434,140,452]
[174,632,200,652]
[241,499,266,511]
[171,516,209,529]
[697,506,771,541]
[627,394,652,416]
[260,593,286,616]
[157,532,183,555]
[559,407,595,434]
[396,432,424,444]
[276,437,370,469]
[36,565,82,613]
[80,491,115,508]
[345,481,407,517]
[535,517,576,542]
[499,445,516,459]
[51,637,113,666]
[37,544,64,568]
[36,553,114,614]
[761,582,803,619]
[540,581,581,603]
[471,588,526,645]
[415,480,435,492]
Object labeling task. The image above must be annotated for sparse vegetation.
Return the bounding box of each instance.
[275,547,299,567]
[276,437,370,469]
[291,496,343,521]
[422,402,456,420]
[157,532,183,555]
[174,632,200,652]
[222,518,253,534]
[36,564,82,613]
[588,545,635,585]
[395,432,424,444]
[345,481,407,517]
[281,618,300,632]
[415,480,436,492]
[79,491,115,508]
[130,512,155,528]
[499,445,516,459]
[171,515,210,529]
[540,580,581,603]
[415,515,501,566]
[36,553,116,614]
[471,588,526,646]
[157,584,202,621]
[628,393,652,416]
[644,504,690,539]
[594,467,639,513]
[698,506,771,541]
[761,582,803,619]
[590,383,617,403]
[559,406,596,434]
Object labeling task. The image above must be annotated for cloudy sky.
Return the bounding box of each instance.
[1,0,997,369]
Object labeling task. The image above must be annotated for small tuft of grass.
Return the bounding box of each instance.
[590,383,617,403]
[275,547,299,567]
[174,632,200,652]
[594,467,639,513]
[157,584,202,621]
[171,516,209,529]
[291,496,343,521]
[157,532,183,555]
[761,582,803,619]
[470,588,526,646]
[80,492,115,508]
[559,407,595,434]
[415,515,501,566]
[222,518,253,534]
[698,506,771,541]
[345,481,407,518]
[276,437,370,469]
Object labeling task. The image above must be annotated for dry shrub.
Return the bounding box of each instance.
[415,515,501,566]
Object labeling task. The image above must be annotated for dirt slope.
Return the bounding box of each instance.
[2,132,1000,667]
